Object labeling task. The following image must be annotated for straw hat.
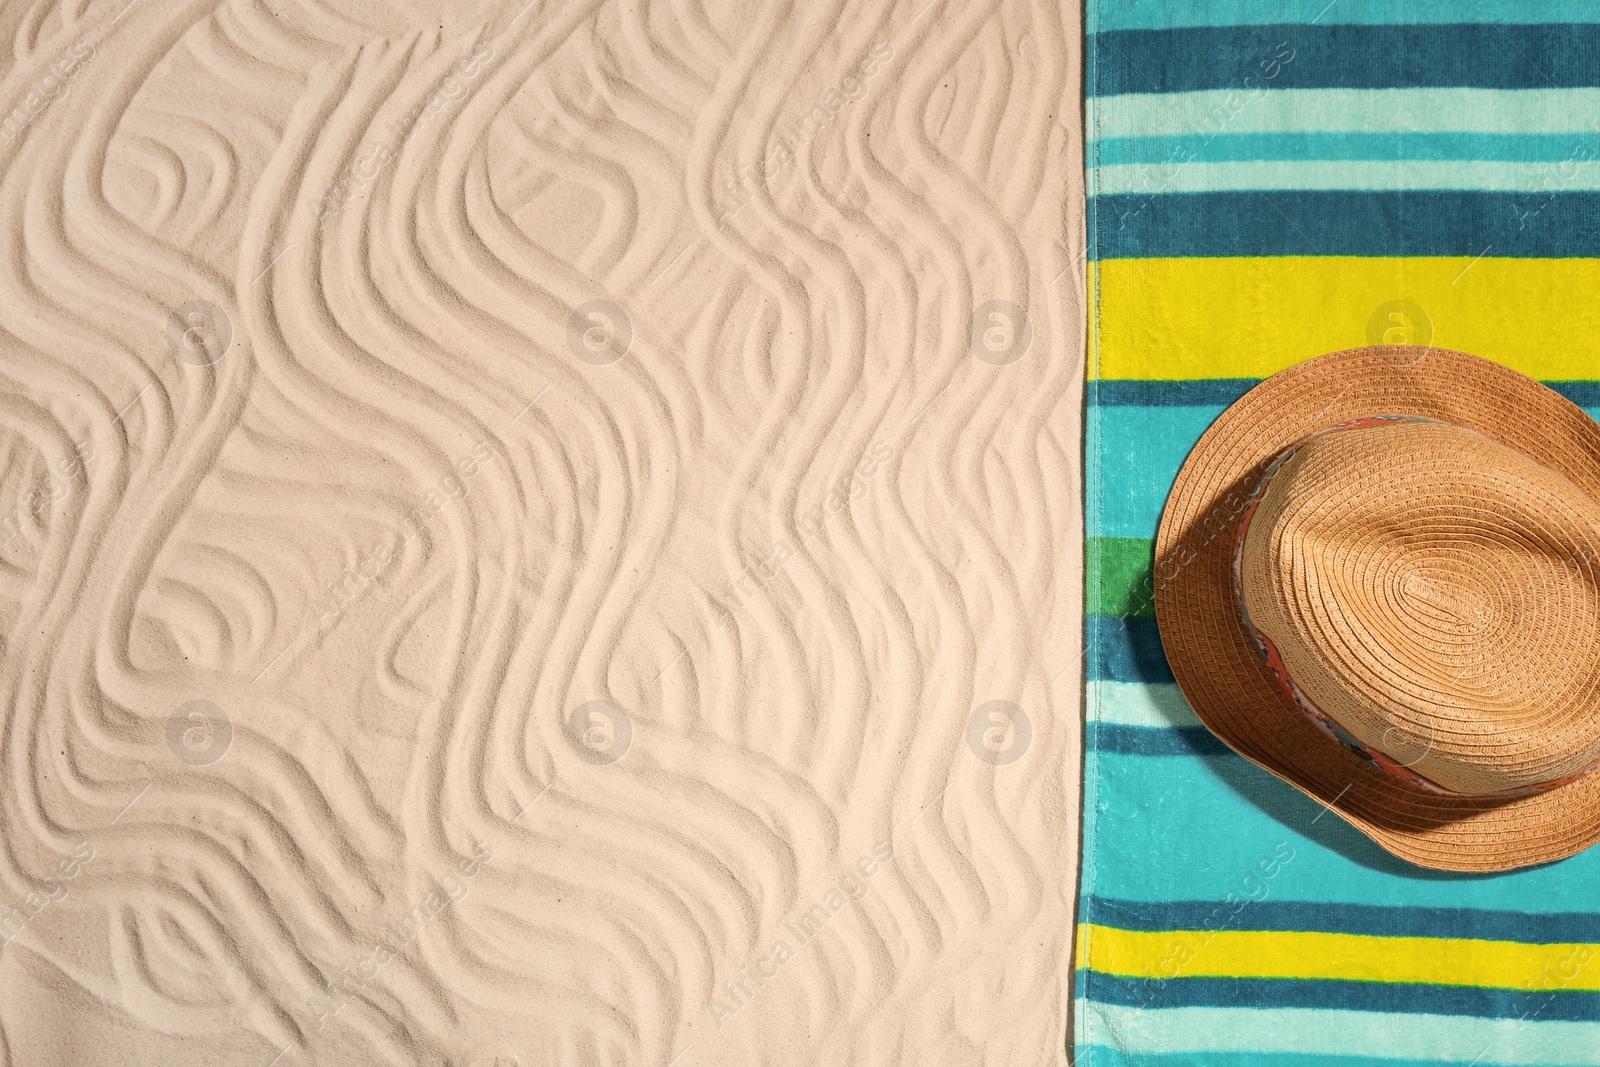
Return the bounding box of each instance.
[1156,347,1600,872]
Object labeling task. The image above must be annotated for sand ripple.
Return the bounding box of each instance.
[0,0,1082,1063]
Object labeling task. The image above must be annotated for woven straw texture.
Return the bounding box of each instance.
[1168,350,1600,866]
[1238,419,1600,799]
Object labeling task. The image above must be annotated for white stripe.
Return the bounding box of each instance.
[1092,159,1600,195]
[1090,88,1600,140]
[1089,682,1202,729]
[1077,1000,1600,1065]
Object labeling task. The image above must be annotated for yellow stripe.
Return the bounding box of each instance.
[1089,257,1600,381]
[1078,923,1600,990]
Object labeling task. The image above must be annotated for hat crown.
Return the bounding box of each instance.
[1239,421,1600,795]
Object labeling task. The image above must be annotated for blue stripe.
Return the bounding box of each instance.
[1091,616,1172,684]
[1093,133,1600,167]
[1084,895,1600,943]
[1089,191,1600,260]
[1090,380,1600,408]
[1095,1,1600,31]
[1084,971,1600,1022]
[1091,25,1600,97]
[1556,383,1600,409]
[1089,379,1255,406]
[1091,723,1230,757]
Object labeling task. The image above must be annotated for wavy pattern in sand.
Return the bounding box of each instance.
[0,0,1083,1063]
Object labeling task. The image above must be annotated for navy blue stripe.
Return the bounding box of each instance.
[1551,381,1600,408]
[1093,132,1600,166]
[1090,380,1600,409]
[1091,24,1600,96]
[1089,379,1257,407]
[1089,191,1600,260]
[1084,895,1600,944]
[1092,616,1173,684]
[1085,971,1600,1022]
[1091,723,1232,757]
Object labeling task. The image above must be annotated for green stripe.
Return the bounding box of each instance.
[1088,537,1156,618]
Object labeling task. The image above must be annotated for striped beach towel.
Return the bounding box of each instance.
[1079,3,1600,1065]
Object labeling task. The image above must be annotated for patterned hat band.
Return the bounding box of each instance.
[1231,416,1600,800]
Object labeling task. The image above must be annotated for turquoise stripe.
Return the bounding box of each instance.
[1089,89,1600,141]
[1094,0,1600,31]
[1078,1053,1526,1067]
[1076,1001,1600,1065]
[1093,159,1600,195]
[1087,403,1224,539]
[1089,682,1201,729]
[1087,749,1600,907]
[1094,132,1600,166]
[1086,403,1600,537]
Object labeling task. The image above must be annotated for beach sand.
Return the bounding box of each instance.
[0,0,1083,1062]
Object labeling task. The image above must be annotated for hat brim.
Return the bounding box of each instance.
[1155,346,1600,872]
